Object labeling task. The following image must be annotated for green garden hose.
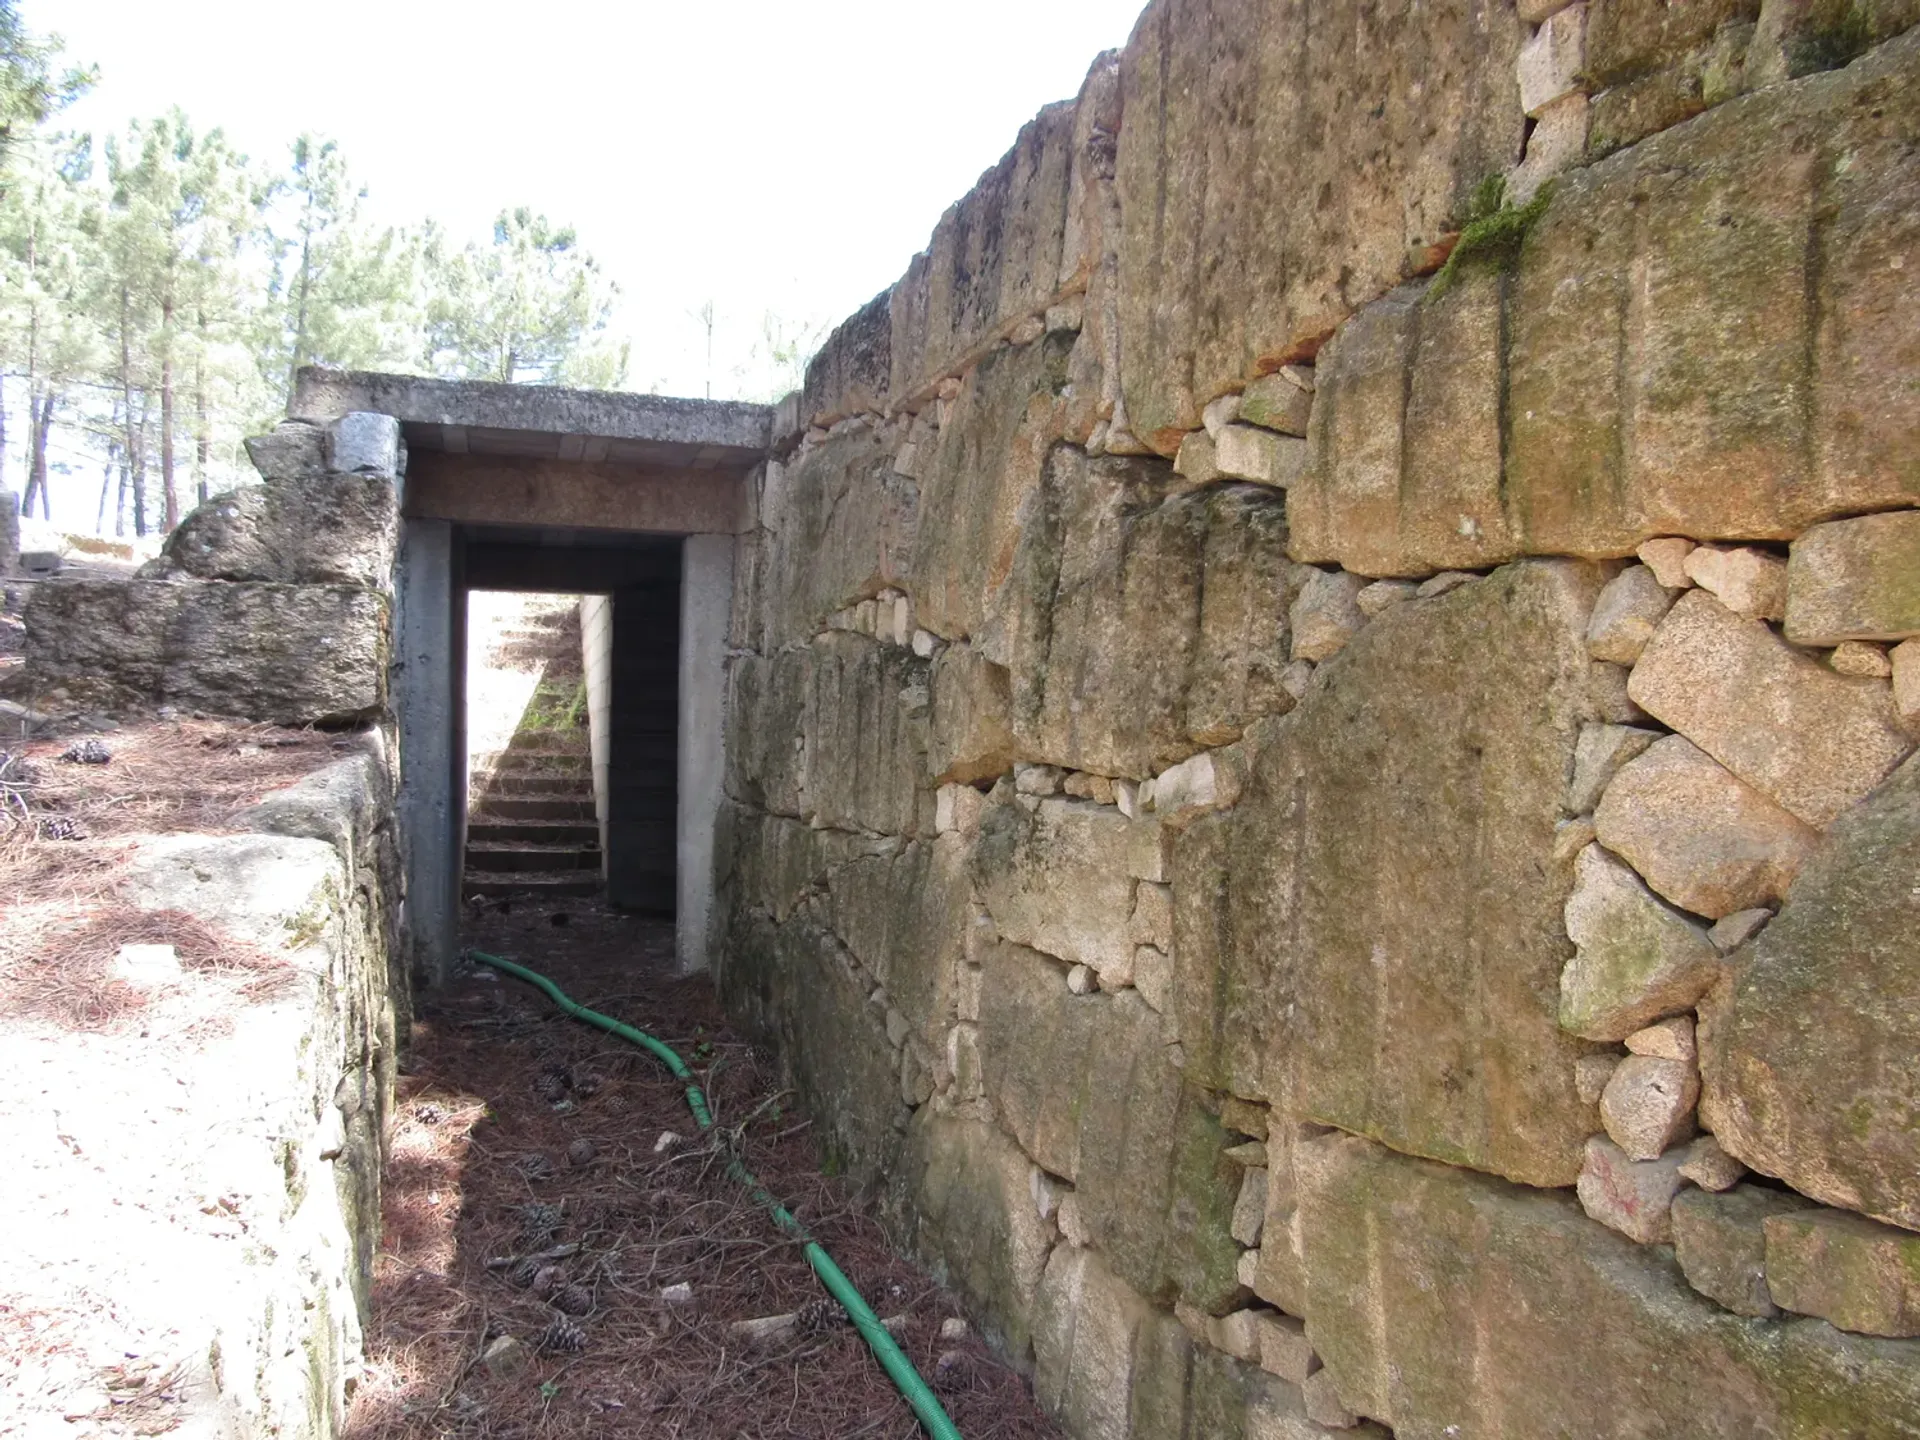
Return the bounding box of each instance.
[469,949,964,1440]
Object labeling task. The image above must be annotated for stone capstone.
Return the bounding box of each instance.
[1700,753,1920,1231]
[154,473,400,589]
[1628,589,1913,827]
[1593,735,1820,919]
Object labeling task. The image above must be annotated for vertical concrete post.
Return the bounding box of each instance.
[396,519,460,985]
[579,594,614,878]
[676,534,733,975]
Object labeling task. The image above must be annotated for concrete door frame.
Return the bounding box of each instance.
[292,369,770,986]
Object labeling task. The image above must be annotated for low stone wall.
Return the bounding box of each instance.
[4,743,403,1440]
[13,414,403,725]
[720,8,1920,1437]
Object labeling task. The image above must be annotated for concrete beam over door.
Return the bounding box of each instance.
[405,453,748,535]
[291,367,772,461]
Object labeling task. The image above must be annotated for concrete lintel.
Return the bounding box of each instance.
[404,453,748,536]
[291,367,771,459]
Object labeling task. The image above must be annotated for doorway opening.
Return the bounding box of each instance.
[456,533,685,919]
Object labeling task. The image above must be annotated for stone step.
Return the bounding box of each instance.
[467,819,599,846]
[465,844,601,873]
[479,750,591,774]
[474,797,596,821]
[464,874,601,899]
[481,774,597,797]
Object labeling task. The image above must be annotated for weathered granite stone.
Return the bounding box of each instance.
[1594,735,1820,918]
[802,289,891,426]
[1683,544,1788,622]
[1746,0,1920,88]
[1508,34,1920,553]
[1520,3,1588,116]
[1032,1244,1153,1440]
[1184,561,1609,1185]
[1707,907,1771,953]
[1238,367,1314,437]
[1202,394,1243,437]
[1600,1054,1700,1160]
[1765,1208,1920,1338]
[1832,640,1894,678]
[771,913,909,1185]
[1561,843,1722,1041]
[1676,1133,1747,1191]
[928,644,1015,785]
[1011,450,1295,772]
[909,334,1079,644]
[1508,91,1590,204]
[1149,748,1245,828]
[1638,536,1697,588]
[805,632,933,837]
[1700,754,1920,1230]
[1215,425,1306,488]
[1785,511,1920,646]
[975,793,1138,982]
[1174,429,1221,486]
[1232,1166,1269,1246]
[1299,1132,1920,1437]
[1896,639,1920,727]
[1114,0,1525,451]
[1287,569,1367,664]
[1566,722,1660,814]
[24,579,387,725]
[904,1112,1056,1361]
[1291,276,1511,577]
[1579,1134,1689,1242]
[1629,590,1913,827]
[760,425,917,647]
[828,837,968,1057]
[1625,1014,1696,1061]
[156,474,400,589]
[242,421,327,481]
[1576,1052,1621,1105]
[1586,564,1678,664]
[1671,1184,1814,1318]
[1354,579,1416,617]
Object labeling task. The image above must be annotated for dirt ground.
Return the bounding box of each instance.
[350,899,1062,1440]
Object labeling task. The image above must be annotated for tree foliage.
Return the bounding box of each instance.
[0,29,632,536]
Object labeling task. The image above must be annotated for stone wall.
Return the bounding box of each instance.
[14,413,404,725]
[719,8,1920,1437]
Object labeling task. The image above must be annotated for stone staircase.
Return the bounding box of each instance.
[464,746,601,900]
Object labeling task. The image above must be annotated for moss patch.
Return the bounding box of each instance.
[1430,177,1555,300]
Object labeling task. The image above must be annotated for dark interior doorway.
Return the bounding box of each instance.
[459,530,683,915]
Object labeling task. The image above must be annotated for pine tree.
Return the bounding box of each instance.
[423,207,625,387]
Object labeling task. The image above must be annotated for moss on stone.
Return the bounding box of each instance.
[1430,177,1555,300]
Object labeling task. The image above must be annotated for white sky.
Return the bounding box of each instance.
[30,0,1149,403]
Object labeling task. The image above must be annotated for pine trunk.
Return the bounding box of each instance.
[160,297,178,531]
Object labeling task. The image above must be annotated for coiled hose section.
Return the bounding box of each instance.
[468,949,964,1440]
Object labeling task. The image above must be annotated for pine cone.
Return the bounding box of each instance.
[554,1283,594,1316]
[508,1258,539,1289]
[532,1265,564,1298]
[795,1297,847,1335]
[61,738,111,765]
[515,1153,556,1183]
[538,1316,586,1354]
[570,1070,603,1097]
[533,1067,570,1103]
[517,1202,563,1245]
[36,815,86,841]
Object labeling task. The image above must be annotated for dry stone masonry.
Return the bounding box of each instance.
[720,6,1920,1437]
